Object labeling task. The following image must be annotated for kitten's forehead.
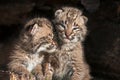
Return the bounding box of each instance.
[25,18,52,29]
[63,7,82,14]
[23,17,53,39]
[55,7,83,22]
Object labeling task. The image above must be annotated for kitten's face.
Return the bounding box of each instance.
[23,18,56,53]
[54,7,87,43]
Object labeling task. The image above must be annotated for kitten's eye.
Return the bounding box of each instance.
[73,27,78,30]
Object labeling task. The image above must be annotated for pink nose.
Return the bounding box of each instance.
[65,33,69,39]
[65,31,72,39]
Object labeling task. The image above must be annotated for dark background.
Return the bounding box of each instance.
[0,0,120,80]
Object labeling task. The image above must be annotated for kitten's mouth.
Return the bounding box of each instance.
[62,36,79,43]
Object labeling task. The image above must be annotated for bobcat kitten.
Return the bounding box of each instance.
[53,7,91,80]
[8,18,56,80]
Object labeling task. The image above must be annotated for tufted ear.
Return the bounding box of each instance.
[55,9,63,17]
[82,16,88,24]
[30,24,39,35]
[25,24,39,35]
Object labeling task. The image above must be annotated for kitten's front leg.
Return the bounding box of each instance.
[8,64,35,80]
[70,59,90,80]
[70,66,86,80]
[43,62,54,80]
[12,73,35,80]
[32,64,45,80]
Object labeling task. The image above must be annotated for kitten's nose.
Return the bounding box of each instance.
[65,29,72,39]
[65,24,73,39]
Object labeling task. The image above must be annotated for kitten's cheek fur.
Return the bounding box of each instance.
[79,33,85,41]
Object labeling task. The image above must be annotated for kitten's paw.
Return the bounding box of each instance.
[21,73,35,80]
[13,72,35,80]
[35,74,45,80]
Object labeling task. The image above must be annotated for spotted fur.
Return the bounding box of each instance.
[8,18,57,80]
[53,7,91,80]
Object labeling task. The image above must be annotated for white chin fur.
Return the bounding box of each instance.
[27,54,44,72]
[27,44,56,72]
